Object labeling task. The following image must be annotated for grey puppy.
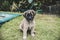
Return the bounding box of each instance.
[19,10,36,40]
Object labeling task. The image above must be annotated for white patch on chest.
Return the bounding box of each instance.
[28,21,34,29]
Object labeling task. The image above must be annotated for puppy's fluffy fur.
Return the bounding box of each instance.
[19,10,36,40]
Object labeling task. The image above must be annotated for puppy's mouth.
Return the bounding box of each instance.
[28,16,33,20]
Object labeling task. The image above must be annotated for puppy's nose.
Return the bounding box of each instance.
[29,16,32,19]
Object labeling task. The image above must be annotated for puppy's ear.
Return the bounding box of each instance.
[32,10,36,16]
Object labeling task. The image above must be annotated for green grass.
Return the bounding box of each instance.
[0,13,60,40]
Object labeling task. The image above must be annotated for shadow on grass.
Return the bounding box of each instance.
[58,36,60,40]
[58,33,60,40]
[0,32,4,40]
[0,24,4,40]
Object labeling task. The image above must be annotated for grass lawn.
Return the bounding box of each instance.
[0,13,60,40]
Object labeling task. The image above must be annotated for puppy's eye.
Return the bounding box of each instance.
[27,14,29,16]
[27,14,31,16]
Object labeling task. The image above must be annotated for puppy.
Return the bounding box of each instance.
[19,10,36,40]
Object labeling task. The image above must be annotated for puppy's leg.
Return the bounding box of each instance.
[23,28,27,40]
[31,27,35,37]
[19,23,23,31]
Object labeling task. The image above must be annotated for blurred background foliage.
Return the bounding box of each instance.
[0,0,60,12]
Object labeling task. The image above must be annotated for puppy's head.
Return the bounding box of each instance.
[23,10,36,21]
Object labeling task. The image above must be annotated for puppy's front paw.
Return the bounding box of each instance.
[23,36,26,40]
[31,33,35,37]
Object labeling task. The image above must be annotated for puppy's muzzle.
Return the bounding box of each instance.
[27,14,33,20]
